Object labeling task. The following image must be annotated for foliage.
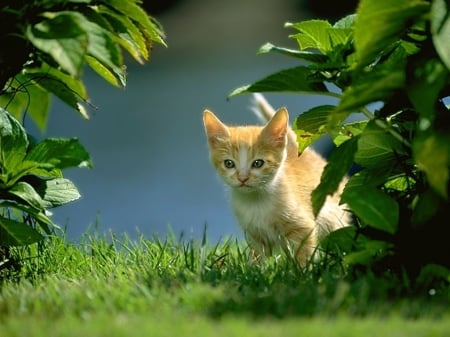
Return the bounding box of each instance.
[0,0,165,253]
[230,0,450,275]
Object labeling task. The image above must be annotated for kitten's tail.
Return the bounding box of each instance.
[252,93,299,154]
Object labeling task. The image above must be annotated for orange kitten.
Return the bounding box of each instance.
[203,95,350,266]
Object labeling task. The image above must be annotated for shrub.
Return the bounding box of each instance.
[0,0,165,261]
[230,0,450,275]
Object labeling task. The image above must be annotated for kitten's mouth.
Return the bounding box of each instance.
[237,183,253,190]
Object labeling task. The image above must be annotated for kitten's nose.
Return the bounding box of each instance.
[238,174,249,183]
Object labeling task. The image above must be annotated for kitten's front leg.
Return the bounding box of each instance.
[245,230,273,264]
[282,226,317,268]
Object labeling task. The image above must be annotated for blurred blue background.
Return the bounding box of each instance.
[37,0,357,241]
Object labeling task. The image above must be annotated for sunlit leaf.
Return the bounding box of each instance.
[98,5,148,63]
[32,178,81,208]
[105,0,166,47]
[229,66,328,97]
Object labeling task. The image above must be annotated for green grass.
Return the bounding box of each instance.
[1,232,449,336]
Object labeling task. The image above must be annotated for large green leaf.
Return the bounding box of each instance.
[431,0,450,71]
[0,215,44,246]
[25,138,93,170]
[229,66,328,97]
[0,108,29,182]
[312,137,358,217]
[32,178,81,208]
[354,0,429,68]
[354,120,407,171]
[26,12,88,77]
[341,185,399,234]
[292,105,335,153]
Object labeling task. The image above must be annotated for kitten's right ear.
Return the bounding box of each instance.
[203,109,230,147]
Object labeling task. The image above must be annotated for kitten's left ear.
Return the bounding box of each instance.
[262,107,288,148]
[203,109,230,147]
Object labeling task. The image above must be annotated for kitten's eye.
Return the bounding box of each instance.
[224,159,235,168]
[252,159,265,168]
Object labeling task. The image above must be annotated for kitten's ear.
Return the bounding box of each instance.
[261,107,288,148]
[203,109,230,147]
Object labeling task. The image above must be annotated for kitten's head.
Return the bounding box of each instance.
[203,108,288,192]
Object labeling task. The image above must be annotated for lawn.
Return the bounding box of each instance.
[1,233,449,337]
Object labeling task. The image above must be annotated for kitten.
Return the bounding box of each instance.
[203,94,351,266]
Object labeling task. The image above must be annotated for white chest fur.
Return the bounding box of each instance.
[231,189,281,244]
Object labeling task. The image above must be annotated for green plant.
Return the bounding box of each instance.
[0,0,165,258]
[230,0,450,275]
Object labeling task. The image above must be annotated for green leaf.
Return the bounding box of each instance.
[0,108,29,181]
[32,178,81,208]
[431,0,450,71]
[81,15,126,86]
[288,19,353,55]
[312,137,358,216]
[229,66,328,98]
[413,131,450,199]
[0,215,44,246]
[25,138,93,170]
[354,0,429,68]
[98,5,148,63]
[354,120,407,171]
[7,181,45,210]
[258,43,328,63]
[341,185,399,234]
[293,105,335,153]
[105,0,166,47]
[26,12,88,77]
[85,55,120,87]
[288,20,333,52]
